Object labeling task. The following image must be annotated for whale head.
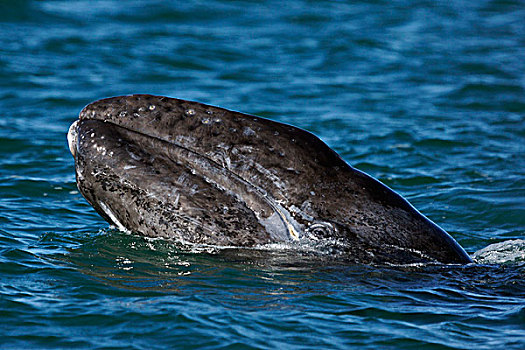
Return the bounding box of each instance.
[68,94,472,265]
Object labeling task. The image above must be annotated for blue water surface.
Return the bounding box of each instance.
[0,1,524,349]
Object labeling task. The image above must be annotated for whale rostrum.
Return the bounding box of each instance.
[68,94,472,265]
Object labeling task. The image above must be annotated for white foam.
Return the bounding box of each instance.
[473,239,525,264]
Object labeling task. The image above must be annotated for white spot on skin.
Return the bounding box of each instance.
[185,109,196,116]
[177,174,187,184]
[149,105,156,111]
[174,135,197,147]
[123,165,137,170]
[128,150,142,161]
[189,184,199,195]
[243,127,256,136]
[95,145,106,155]
[98,201,129,233]
[76,168,84,181]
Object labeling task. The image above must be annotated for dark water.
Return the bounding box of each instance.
[1,0,524,348]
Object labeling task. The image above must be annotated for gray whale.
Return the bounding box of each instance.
[68,94,472,265]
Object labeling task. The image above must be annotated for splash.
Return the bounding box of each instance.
[472,239,525,264]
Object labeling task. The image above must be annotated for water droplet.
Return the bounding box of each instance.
[138,107,146,112]
[119,111,127,117]
[274,131,279,136]
[149,105,156,111]
[185,109,196,116]
[133,113,140,117]
[213,118,221,123]
[201,118,211,124]
[206,110,213,115]
[90,132,95,137]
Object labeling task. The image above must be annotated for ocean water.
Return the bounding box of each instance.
[1,0,524,349]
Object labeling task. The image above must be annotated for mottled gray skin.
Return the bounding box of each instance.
[68,94,472,265]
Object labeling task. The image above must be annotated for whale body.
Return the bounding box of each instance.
[68,94,472,265]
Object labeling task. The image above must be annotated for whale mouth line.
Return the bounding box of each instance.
[71,117,303,242]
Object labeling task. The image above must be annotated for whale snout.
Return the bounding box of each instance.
[67,120,79,157]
